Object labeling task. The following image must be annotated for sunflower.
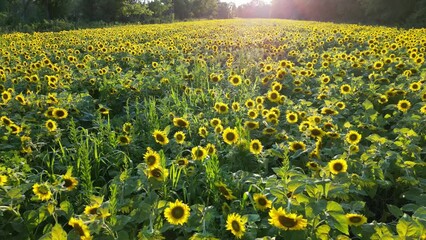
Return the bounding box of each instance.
[263,127,277,135]
[267,90,281,103]
[84,203,100,215]
[329,159,348,174]
[191,146,207,161]
[210,118,222,127]
[226,213,247,239]
[15,93,27,105]
[164,199,191,225]
[345,130,362,145]
[409,82,421,91]
[268,207,308,231]
[306,161,320,171]
[0,175,8,186]
[175,158,189,167]
[249,139,263,155]
[309,127,324,138]
[33,183,52,201]
[52,108,68,120]
[122,122,133,133]
[286,112,298,124]
[222,128,239,145]
[245,99,255,108]
[215,182,236,200]
[229,74,242,86]
[373,61,384,70]
[173,117,190,128]
[214,124,224,134]
[244,121,259,130]
[68,217,91,239]
[340,84,352,94]
[98,106,109,115]
[321,107,338,115]
[289,141,306,151]
[0,116,13,126]
[62,173,78,191]
[153,130,169,145]
[174,131,186,144]
[397,99,411,112]
[247,109,259,119]
[118,135,131,145]
[1,91,12,103]
[146,166,168,181]
[205,143,217,155]
[420,105,426,114]
[335,101,346,110]
[198,126,208,138]
[346,213,367,226]
[232,102,240,112]
[253,193,272,211]
[8,124,21,135]
[144,147,161,168]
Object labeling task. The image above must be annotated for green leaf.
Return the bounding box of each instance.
[396,214,420,237]
[51,224,67,240]
[315,224,331,240]
[366,134,387,144]
[413,207,426,221]
[401,203,419,212]
[387,204,403,218]
[327,201,344,213]
[59,201,73,218]
[363,99,374,110]
[329,212,349,235]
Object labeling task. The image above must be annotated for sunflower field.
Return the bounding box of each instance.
[0,19,426,239]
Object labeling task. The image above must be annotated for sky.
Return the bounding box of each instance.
[221,0,272,7]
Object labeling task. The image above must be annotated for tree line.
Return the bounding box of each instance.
[1,0,425,32]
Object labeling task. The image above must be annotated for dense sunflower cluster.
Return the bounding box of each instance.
[0,19,425,239]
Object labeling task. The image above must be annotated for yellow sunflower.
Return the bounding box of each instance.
[306,161,321,171]
[146,166,169,181]
[268,207,308,231]
[229,74,242,86]
[249,139,263,155]
[247,109,259,119]
[122,122,133,133]
[205,143,217,155]
[340,84,352,94]
[409,82,421,91]
[174,131,186,144]
[397,99,411,112]
[62,172,78,191]
[152,130,169,145]
[144,147,161,168]
[0,116,13,126]
[222,127,239,145]
[198,126,208,138]
[191,146,207,161]
[118,135,131,145]
[345,130,361,145]
[84,203,100,215]
[346,213,367,226]
[164,199,191,225]
[215,182,236,200]
[244,121,259,130]
[1,91,12,103]
[45,119,58,132]
[173,117,190,128]
[420,105,426,114]
[226,213,247,239]
[8,124,21,135]
[52,108,68,120]
[0,174,8,186]
[210,118,222,127]
[267,90,281,103]
[253,193,272,211]
[68,217,91,239]
[289,141,306,151]
[329,159,348,174]
[33,183,52,201]
[286,112,298,124]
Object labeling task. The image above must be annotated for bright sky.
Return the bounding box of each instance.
[221,0,272,6]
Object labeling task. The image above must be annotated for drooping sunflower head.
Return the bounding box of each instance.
[152,130,169,145]
[68,217,91,238]
[226,213,247,239]
[253,193,272,211]
[345,130,361,145]
[329,159,348,175]
[222,128,239,145]
[215,182,236,200]
[173,117,190,128]
[268,207,308,231]
[346,213,367,226]
[249,139,263,155]
[164,199,191,225]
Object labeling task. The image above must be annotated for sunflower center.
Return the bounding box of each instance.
[333,163,343,171]
[64,178,73,188]
[177,120,187,127]
[343,86,349,92]
[89,207,98,214]
[311,129,321,136]
[218,186,230,196]
[38,185,49,194]
[55,110,65,117]
[151,169,162,178]
[257,197,267,206]
[349,134,358,141]
[156,134,165,142]
[400,103,408,108]
[231,220,241,232]
[171,206,184,219]
[226,132,235,141]
[270,93,278,99]
[289,115,296,121]
[147,155,156,165]
[73,223,85,236]
[252,143,260,150]
[278,215,297,228]
[293,143,303,150]
[195,149,204,157]
[349,216,362,223]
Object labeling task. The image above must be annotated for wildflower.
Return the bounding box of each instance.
[198,126,208,138]
[286,112,298,124]
[226,213,247,239]
[229,74,242,86]
[329,159,348,174]
[164,199,191,225]
[268,207,308,230]
[253,193,272,211]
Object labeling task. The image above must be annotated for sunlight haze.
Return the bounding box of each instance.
[222,0,272,6]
